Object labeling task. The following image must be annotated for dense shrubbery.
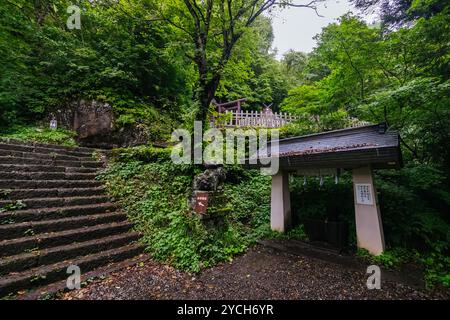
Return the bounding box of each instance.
[99,148,272,272]
[0,0,192,138]
[0,1,295,136]
[376,165,450,287]
[289,165,450,287]
[0,125,77,146]
[277,6,450,287]
[101,144,449,286]
[110,145,173,163]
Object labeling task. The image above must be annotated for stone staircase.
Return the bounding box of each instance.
[0,139,143,297]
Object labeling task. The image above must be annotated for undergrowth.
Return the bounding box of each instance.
[101,146,449,288]
[0,125,77,146]
[98,159,272,273]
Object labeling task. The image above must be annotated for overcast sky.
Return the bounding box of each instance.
[270,0,365,59]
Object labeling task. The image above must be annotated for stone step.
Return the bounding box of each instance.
[0,171,97,181]
[0,221,134,257]
[0,232,140,276]
[0,187,106,201]
[0,142,94,158]
[0,140,140,298]
[0,149,93,162]
[0,202,117,224]
[0,164,98,174]
[0,156,103,168]
[0,212,127,240]
[0,179,102,189]
[0,243,143,297]
[0,138,100,154]
[0,195,111,210]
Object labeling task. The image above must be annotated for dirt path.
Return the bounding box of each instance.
[60,245,449,300]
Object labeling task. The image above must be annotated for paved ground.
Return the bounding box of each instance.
[59,244,449,300]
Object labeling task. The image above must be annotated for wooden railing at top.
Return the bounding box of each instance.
[212,110,299,128]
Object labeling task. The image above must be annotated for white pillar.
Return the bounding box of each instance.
[271,170,291,232]
[352,166,385,255]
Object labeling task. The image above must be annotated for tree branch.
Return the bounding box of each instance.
[275,1,325,17]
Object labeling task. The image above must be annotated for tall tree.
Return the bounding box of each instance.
[351,0,448,28]
[155,0,324,123]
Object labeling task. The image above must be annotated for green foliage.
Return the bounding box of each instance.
[356,247,416,269]
[0,0,448,289]
[286,224,309,241]
[279,9,450,287]
[376,165,450,250]
[360,78,450,165]
[99,150,272,272]
[357,247,449,288]
[210,109,233,127]
[0,0,193,134]
[281,50,309,86]
[289,164,450,287]
[373,168,450,286]
[110,145,173,163]
[0,200,27,213]
[421,251,450,288]
[215,16,291,110]
[0,126,77,146]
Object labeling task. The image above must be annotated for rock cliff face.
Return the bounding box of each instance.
[189,167,231,218]
[73,100,114,140]
[51,99,148,148]
[192,167,226,192]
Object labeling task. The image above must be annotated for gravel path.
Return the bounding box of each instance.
[60,245,449,300]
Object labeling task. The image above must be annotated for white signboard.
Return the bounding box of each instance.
[50,119,58,130]
[355,183,374,205]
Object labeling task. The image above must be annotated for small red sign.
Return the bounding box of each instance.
[194,192,209,215]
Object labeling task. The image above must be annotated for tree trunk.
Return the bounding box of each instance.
[196,71,221,126]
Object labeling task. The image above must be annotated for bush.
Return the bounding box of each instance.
[289,163,450,287]
[421,251,450,288]
[376,164,450,251]
[357,247,416,269]
[110,145,173,163]
[98,156,272,273]
[0,126,77,146]
[105,147,449,286]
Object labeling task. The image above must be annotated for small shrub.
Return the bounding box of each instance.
[287,224,309,241]
[99,159,272,273]
[421,251,450,288]
[0,126,77,146]
[357,247,415,269]
[110,145,172,163]
[0,200,27,213]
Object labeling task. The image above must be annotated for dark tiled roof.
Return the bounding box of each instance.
[251,124,402,169]
[277,124,398,156]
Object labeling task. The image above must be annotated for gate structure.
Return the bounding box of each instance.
[251,123,402,255]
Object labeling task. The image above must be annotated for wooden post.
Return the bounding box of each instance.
[352,166,385,255]
[271,170,291,232]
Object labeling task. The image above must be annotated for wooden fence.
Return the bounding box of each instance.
[213,110,299,128]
